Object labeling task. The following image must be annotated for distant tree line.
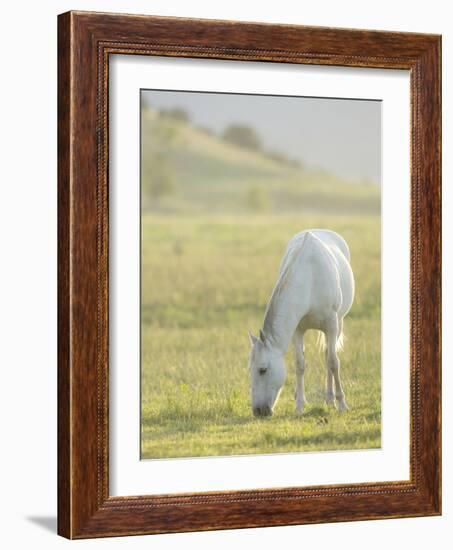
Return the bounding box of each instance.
[148,105,304,169]
[222,123,302,168]
[222,124,262,151]
[157,107,190,123]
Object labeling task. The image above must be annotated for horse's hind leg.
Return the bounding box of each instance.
[325,349,335,406]
[293,328,307,414]
[325,316,348,412]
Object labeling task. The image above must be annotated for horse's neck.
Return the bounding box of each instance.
[263,275,304,354]
[262,234,314,353]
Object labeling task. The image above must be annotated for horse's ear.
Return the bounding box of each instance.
[259,329,266,344]
[248,330,259,347]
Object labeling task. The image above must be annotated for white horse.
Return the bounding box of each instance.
[248,229,355,417]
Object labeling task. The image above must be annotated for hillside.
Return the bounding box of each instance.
[141,107,380,215]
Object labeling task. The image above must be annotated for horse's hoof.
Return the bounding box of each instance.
[337,401,349,412]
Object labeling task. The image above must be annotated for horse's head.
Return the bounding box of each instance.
[248,330,286,417]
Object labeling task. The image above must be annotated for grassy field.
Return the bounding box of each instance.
[141,213,381,459]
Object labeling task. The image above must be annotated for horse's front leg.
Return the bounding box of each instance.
[293,329,307,414]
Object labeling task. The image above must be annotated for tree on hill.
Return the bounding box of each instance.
[143,153,175,201]
[142,118,180,205]
[246,185,271,212]
[159,107,190,123]
[223,124,262,152]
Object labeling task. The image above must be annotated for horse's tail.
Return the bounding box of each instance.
[316,325,344,353]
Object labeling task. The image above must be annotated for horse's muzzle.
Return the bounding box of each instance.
[253,405,273,417]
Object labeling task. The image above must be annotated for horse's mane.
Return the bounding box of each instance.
[263,232,310,329]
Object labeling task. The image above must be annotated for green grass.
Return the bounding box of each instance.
[141,214,381,459]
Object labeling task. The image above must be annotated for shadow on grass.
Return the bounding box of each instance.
[254,427,381,451]
[142,412,257,435]
[143,405,380,433]
[301,405,330,419]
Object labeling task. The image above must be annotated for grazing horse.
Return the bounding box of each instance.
[248,229,355,417]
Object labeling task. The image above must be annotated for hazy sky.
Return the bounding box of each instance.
[142,90,381,183]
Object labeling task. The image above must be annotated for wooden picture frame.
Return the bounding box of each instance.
[58,10,441,539]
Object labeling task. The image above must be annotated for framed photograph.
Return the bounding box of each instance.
[58,11,441,539]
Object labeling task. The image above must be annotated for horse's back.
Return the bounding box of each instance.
[283,229,354,320]
[288,229,351,262]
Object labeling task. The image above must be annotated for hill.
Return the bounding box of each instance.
[141,106,380,215]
